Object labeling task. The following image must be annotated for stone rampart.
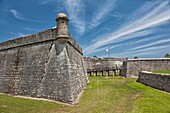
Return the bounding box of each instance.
[84,57,127,70]
[0,26,87,104]
[121,59,170,78]
[137,71,170,93]
[0,29,82,54]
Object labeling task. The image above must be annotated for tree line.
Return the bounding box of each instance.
[164,53,170,58]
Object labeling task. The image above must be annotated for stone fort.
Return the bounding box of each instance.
[0,13,170,104]
[0,13,88,104]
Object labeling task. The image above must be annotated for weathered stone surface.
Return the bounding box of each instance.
[121,59,170,78]
[84,57,127,70]
[0,29,82,54]
[56,13,69,37]
[137,71,170,93]
[0,13,88,104]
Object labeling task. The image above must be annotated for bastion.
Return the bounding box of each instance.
[0,13,88,104]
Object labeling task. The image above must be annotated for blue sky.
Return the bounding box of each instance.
[0,0,170,58]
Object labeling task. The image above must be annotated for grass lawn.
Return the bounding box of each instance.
[152,70,170,74]
[0,76,170,113]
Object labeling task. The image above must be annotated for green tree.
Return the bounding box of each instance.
[133,56,138,59]
[164,53,170,58]
[93,55,97,58]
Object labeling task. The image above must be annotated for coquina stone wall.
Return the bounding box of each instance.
[137,71,170,93]
[0,14,88,104]
[121,59,170,78]
[84,57,127,70]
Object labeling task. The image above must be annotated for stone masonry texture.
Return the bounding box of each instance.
[84,57,127,70]
[121,59,170,78]
[137,71,170,93]
[0,17,88,104]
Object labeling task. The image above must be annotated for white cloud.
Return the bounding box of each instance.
[109,29,156,44]
[10,9,41,23]
[64,0,86,35]
[97,34,170,58]
[39,0,86,35]
[84,0,170,55]
[38,0,118,36]
[39,0,118,36]
[120,34,170,48]
[88,0,117,29]
[85,29,155,53]
[101,44,170,58]
[23,27,38,32]
[131,45,170,57]
[132,38,170,51]
[39,0,55,4]
[85,44,122,55]
[10,9,22,19]
[9,32,25,37]
[85,46,109,55]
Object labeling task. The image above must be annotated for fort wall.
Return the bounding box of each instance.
[137,71,170,93]
[0,14,88,104]
[84,57,127,70]
[121,59,170,78]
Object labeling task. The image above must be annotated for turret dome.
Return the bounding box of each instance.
[56,13,68,21]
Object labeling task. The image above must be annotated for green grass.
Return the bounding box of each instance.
[0,76,170,113]
[152,70,170,74]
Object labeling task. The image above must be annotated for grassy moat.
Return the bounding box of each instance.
[0,76,170,113]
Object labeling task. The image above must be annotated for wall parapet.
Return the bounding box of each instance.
[0,28,83,54]
[128,58,170,61]
[0,29,55,51]
[84,57,127,61]
[137,71,170,93]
